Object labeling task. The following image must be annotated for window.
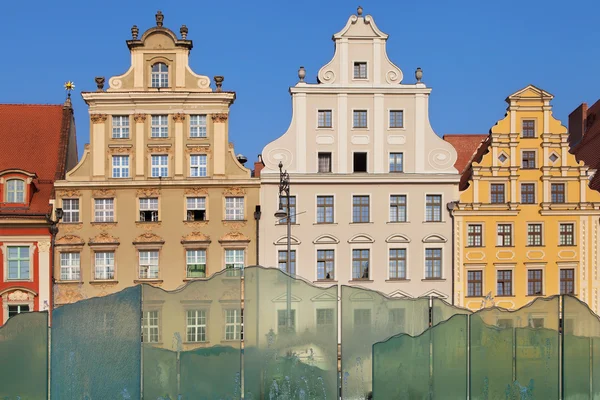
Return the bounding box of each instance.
[225,197,244,220]
[522,151,536,169]
[112,116,130,138]
[139,250,159,279]
[278,250,296,275]
[111,155,129,178]
[278,196,296,224]
[389,195,407,222]
[318,110,332,128]
[389,110,404,128]
[8,304,29,318]
[7,246,29,280]
[316,308,334,333]
[527,224,543,246]
[317,250,334,280]
[352,249,370,280]
[190,115,207,138]
[559,223,575,246]
[521,183,535,204]
[225,249,244,276]
[497,270,513,296]
[142,310,159,342]
[151,115,168,138]
[389,153,403,172]
[190,154,207,177]
[551,183,565,203]
[497,319,514,329]
[139,198,159,222]
[277,309,296,333]
[225,309,241,340]
[560,269,575,294]
[352,195,370,223]
[353,110,367,128]
[425,195,442,222]
[6,179,24,203]
[94,198,114,222]
[60,252,80,281]
[151,63,168,88]
[467,270,482,297]
[186,197,206,221]
[62,198,79,223]
[467,224,483,247]
[354,309,371,329]
[316,196,334,223]
[425,249,442,279]
[353,152,367,172]
[186,310,207,342]
[522,120,535,138]
[491,184,505,204]
[528,269,543,295]
[389,249,407,280]
[318,153,332,173]
[497,224,512,247]
[94,251,114,280]
[186,249,206,278]
[353,62,367,79]
[151,155,168,177]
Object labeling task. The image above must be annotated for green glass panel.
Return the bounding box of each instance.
[51,285,141,399]
[432,315,468,399]
[470,313,513,400]
[432,297,471,326]
[341,285,429,399]
[0,311,48,399]
[243,267,338,400]
[142,269,242,399]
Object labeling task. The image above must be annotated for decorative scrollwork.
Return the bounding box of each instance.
[211,113,228,123]
[320,70,336,84]
[133,113,147,123]
[109,78,123,89]
[181,232,211,242]
[266,148,293,170]
[184,187,209,196]
[173,113,186,122]
[136,188,161,197]
[197,77,210,89]
[57,189,81,198]
[89,232,119,244]
[90,114,108,124]
[222,187,246,196]
[385,70,401,84]
[92,188,116,198]
[133,232,164,243]
[428,149,454,171]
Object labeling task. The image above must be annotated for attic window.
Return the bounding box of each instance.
[353,62,367,79]
[151,63,169,88]
[6,179,25,203]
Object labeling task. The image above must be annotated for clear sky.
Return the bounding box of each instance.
[2,0,599,164]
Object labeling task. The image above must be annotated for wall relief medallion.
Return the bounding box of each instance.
[90,114,108,124]
[183,221,209,228]
[428,149,454,171]
[146,146,171,154]
[181,232,211,243]
[133,113,147,123]
[58,223,82,233]
[184,187,209,196]
[133,232,165,243]
[185,146,211,154]
[55,235,85,246]
[89,232,119,244]
[108,147,133,154]
[57,189,81,198]
[92,188,116,198]
[55,285,84,304]
[136,188,161,197]
[172,113,186,122]
[8,290,30,302]
[222,221,247,230]
[135,222,162,230]
[37,241,51,253]
[211,113,228,123]
[222,187,246,196]
[219,231,250,242]
[91,222,116,230]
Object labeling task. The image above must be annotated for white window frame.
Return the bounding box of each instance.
[388,109,405,129]
[139,197,159,222]
[112,155,130,178]
[225,249,244,276]
[62,198,80,223]
[186,309,207,342]
[60,252,80,281]
[388,248,407,280]
[190,154,208,177]
[112,115,130,139]
[6,245,31,280]
[151,63,168,88]
[316,194,335,224]
[151,155,169,177]
[189,114,207,138]
[94,251,115,280]
[317,109,333,129]
[352,109,368,129]
[151,115,169,138]
[316,248,335,281]
[225,197,244,220]
[389,194,407,223]
[388,152,404,173]
[224,309,241,340]
[353,61,368,80]
[142,310,160,342]
[139,250,159,279]
[424,247,443,279]
[94,198,114,222]
[186,249,207,278]
[5,179,25,203]
[186,197,207,221]
[425,194,443,222]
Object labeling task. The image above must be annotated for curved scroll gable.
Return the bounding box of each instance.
[260,113,297,173]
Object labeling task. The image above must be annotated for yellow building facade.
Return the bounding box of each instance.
[452,85,600,312]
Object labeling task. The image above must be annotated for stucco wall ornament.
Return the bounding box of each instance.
[222,187,246,196]
[37,241,51,253]
[219,231,250,242]
[57,189,81,198]
[108,147,132,154]
[184,187,208,196]
[136,188,161,197]
[428,149,454,171]
[133,114,147,123]
[181,232,211,242]
[89,232,119,244]
[146,146,171,154]
[211,113,228,123]
[8,290,30,302]
[173,113,186,122]
[56,235,85,246]
[134,232,164,243]
[59,223,82,233]
[265,148,293,170]
[90,114,108,124]
[92,188,116,198]
[186,146,211,154]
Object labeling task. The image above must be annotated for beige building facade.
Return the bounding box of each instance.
[53,12,259,305]
[259,8,460,299]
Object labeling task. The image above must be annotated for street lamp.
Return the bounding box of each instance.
[275,161,293,331]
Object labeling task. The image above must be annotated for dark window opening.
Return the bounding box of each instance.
[187,210,206,221]
[354,153,367,173]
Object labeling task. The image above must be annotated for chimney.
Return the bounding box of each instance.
[253,155,265,178]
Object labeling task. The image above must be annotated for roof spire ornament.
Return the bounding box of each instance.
[131,25,139,40]
[63,81,75,107]
[357,6,363,16]
[155,10,164,27]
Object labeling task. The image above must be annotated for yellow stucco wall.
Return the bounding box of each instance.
[454,85,600,313]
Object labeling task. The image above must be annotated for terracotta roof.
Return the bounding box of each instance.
[0,104,74,216]
[570,100,600,193]
[443,134,488,174]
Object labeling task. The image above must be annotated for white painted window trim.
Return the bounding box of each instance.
[349,244,372,281]
[387,108,406,130]
[2,243,34,282]
[387,244,409,280]
[388,193,409,223]
[350,193,371,224]
[351,108,370,130]
[316,109,334,130]
[423,193,445,223]
[315,193,337,224]
[423,246,443,280]
[352,60,369,80]
[314,245,337,282]
[351,150,370,173]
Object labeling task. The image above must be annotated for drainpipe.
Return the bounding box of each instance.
[254,205,261,265]
[446,201,458,305]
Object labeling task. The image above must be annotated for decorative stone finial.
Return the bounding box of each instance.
[131,25,139,40]
[95,77,105,92]
[155,11,164,27]
[357,6,363,16]
[415,67,423,83]
[214,76,224,92]
[180,25,188,39]
[298,66,306,82]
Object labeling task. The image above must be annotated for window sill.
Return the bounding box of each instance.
[55,280,82,284]
[222,219,247,223]
[188,136,209,140]
[351,127,369,130]
[148,137,170,140]
[350,222,373,224]
[422,221,445,224]
[110,137,132,140]
[525,245,545,247]
[495,295,515,297]
[386,279,410,282]
[558,245,577,247]
[136,221,161,224]
[183,220,209,223]
[466,246,484,248]
[183,277,208,282]
[148,177,172,180]
[387,221,410,224]
[5,279,33,282]
[496,246,515,248]
[388,127,406,130]
[91,221,117,225]
[350,279,373,283]
[421,278,446,282]
[316,127,334,130]
[313,280,337,283]
[313,222,337,225]
[134,279,164,284]
[183,341,209,345]
[526,294,544,297]
[276,223,300,226]
[89,280,118,285]
[465,296,484,298]
[59,222,83,225]
[108,177,133,181]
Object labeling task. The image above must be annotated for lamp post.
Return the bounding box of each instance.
[46,207,63,321]
[274,161,293,331]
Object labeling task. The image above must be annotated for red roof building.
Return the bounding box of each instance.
[569,100,600,192]
[0,101,77,325]
[443,134,488,174]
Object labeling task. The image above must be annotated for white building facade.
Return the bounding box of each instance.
[259,8,459,299]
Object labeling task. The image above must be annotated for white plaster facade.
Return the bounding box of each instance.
[259,9,460,299]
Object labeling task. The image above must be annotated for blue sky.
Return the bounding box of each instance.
[3,0,600,163]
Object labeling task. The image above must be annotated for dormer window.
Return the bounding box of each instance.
[151,63,169,88]
[6,179,25,203]
[353,62,367,79]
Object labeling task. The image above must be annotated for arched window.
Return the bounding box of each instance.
[151,63,169,88]
[6,179,24,203]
